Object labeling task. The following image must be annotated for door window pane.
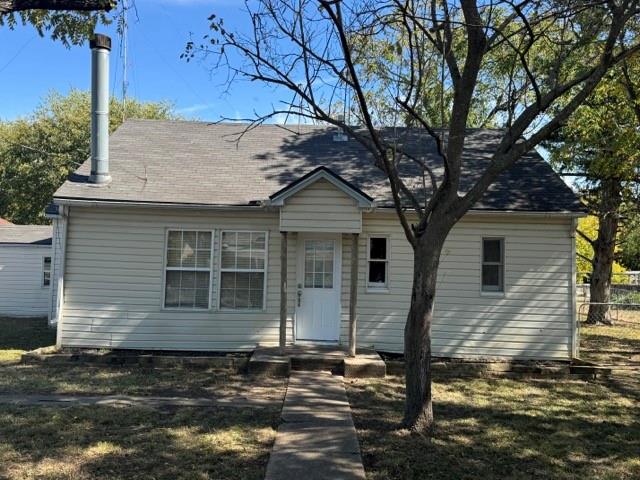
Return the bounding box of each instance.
[304,240,334,288]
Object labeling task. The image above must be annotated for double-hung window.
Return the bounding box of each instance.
[164,230,212,309]
[42,256,51,287]
[481,238,504,293]
[367,236,389,289]
[220,231,267,309]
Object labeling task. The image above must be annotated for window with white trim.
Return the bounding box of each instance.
[164,230,212,309]
[367,237,389,288]
[482,238,504,292]
[42,256,51,287]
[220,231,267,309]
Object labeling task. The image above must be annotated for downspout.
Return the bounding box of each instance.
[569,217,579,359]
[55,205,69,348]
[47,215,58,325]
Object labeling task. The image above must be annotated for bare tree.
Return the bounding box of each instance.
[186,0,640,432]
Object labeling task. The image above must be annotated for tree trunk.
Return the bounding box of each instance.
[403,227,448,432]
[587,179,622,324]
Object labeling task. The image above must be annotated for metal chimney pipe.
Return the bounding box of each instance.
[89,34,111,185]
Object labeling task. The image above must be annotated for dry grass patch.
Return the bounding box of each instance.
[0,404,279,480]
[580,315,640,364]
[346,375,640,480]
[0,317,56,365]
[0,363,286,400]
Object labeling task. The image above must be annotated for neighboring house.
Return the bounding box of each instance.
[0,225,52,317]
[0,218,13,225]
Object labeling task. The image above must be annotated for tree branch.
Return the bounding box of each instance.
[576,228,596,247]
[0,0,114,13]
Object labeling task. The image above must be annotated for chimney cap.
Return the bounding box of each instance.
[90,34,111,51]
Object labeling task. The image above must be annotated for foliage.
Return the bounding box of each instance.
[576,216,628,282]
[0,1,118,47]
[620,217,640,270]
[0,90,176,224]
[548,61,640,193]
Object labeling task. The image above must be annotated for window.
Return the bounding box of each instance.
[164,230,212,309]
[42,256,51,287]
[219,231,267,309]
[482,238,504,293]
[304,240,334,289]
[367,237,389,288]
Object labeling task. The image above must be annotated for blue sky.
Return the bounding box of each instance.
[0,0,285,121]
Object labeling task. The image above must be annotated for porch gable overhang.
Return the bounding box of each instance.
[268,166,375,209]
[268,167,374,234]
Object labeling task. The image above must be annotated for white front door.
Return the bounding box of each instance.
[295,235,341,342]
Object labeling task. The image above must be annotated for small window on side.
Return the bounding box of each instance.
[43,256,51,287]
[367,237,389,289]
[482,238,504,293]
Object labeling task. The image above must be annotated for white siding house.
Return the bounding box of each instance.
[53,202,576,360]
[51,120,585,360]
[0,225,53,317]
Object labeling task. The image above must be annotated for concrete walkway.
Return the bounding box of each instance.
[265,371,366,480]
[0,393,276,409]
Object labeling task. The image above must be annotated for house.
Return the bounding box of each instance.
[0,224,52,317]
[47,35,584,360]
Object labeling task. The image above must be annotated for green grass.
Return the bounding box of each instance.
[346,375,640,480]
[0,404,279,480]
[0,316,56,364]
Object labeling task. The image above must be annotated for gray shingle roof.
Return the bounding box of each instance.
[0,225,52,245]
[54,119,584,213]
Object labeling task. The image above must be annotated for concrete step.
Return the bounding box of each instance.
[248,346,386,378]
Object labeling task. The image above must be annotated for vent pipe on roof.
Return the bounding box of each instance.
[89,34,111,185]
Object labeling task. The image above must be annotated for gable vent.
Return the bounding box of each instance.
[333,133,349,142]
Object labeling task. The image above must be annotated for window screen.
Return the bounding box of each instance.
[43,256,51,287]
[368,237,388,287]
[482,238,504,292]
[164,230,212,309]
[220,231,267,309]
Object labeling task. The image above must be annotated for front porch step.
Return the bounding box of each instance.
[248,346,386,378]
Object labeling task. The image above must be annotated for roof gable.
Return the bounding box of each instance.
[0,225,52,245]
[268,166,374,208]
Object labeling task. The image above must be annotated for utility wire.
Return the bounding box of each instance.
[0,35,36,75]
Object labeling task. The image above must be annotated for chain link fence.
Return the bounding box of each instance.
[577,280,640,324]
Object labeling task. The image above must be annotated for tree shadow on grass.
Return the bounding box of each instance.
[0,404,280,480]
[0,316,55,351]
[347,376,640,480]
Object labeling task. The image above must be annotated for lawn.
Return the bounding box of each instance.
[347,375,640,480]
[0,327,286,480]
[580,310,640,365]
[0,359,286,480]
[0,404,279,480]
[0,316,56,364]
[0,362,286,400]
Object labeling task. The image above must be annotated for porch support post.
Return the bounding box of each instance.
[349,233,359,357]
[279,231,288,353]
